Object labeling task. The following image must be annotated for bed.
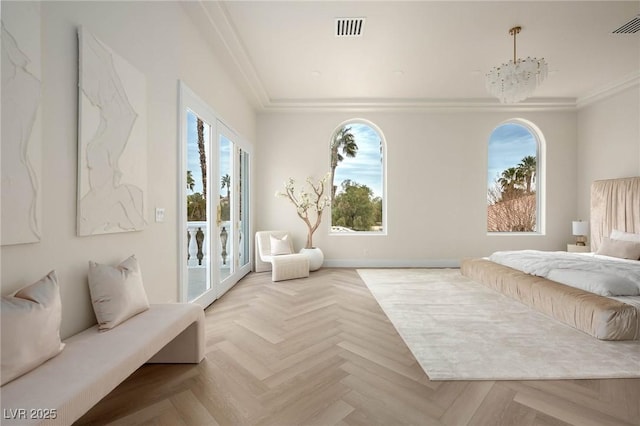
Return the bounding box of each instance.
[461,176,640,341]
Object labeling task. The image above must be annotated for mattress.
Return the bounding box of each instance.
[460,257,640,341]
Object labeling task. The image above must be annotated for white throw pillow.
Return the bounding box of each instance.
[1,271,65,386]
[270,234,292,256]
[597,237,640,260]
[88,255,149,331]
[610,229,640,244]
[547,269,640,297]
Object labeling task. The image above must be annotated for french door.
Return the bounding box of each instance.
[179,82,251,306]
[216,122,251,296]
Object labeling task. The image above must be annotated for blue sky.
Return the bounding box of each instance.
[187,110,232,198]
[333,123,383,198]
[487,123,536,187]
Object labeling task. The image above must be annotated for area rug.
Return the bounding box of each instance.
[357,268,640,381]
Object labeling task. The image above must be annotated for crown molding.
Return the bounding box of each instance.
[576,71,640,109]
[193,1,270,108]
[259,97,578,113]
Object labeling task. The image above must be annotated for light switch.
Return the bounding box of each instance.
[155,208,165,223]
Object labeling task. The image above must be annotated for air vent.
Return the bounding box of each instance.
[335,17,365,37]
[612,14,640,33]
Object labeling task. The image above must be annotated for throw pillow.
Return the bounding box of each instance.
[610,229,640,244]
[596,237,640,260]
[1,271,65,386]
[270,234,292,256]
[88,255,149,331]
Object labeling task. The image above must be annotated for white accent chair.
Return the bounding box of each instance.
[255,231,309,282]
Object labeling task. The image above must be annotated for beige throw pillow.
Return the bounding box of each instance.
[270,234,292,256]
[610,229,640,244]
[596,237,640,260]
[1,271,65,386]
[88,255,149,331]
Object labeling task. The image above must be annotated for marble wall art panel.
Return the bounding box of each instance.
[1,2,43,245]
[77,27,147,236]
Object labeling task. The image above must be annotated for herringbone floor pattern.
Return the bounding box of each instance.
[77,269,640,426]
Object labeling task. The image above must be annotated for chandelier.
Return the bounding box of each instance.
[485,26,548,104]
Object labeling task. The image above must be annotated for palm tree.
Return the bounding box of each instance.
[517,155,536,193]
[498,167,524,200]
[221,174,231,200]
[330,126,358,201]
[197,118,207,201]
[498,167,517,190]
[186,170,195,192]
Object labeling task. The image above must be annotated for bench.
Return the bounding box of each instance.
[0,304,205,425]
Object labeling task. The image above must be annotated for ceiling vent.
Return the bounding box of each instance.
[612,14,640,33]
[335,18,365,37]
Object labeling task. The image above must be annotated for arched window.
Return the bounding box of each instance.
[487,119,545,234]
[329,120,385,234]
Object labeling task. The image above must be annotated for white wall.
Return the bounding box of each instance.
[576,85,640,220]
[1,1,256,338]
[256,109,577,266]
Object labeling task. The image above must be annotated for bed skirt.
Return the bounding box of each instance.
[460,258,639,341]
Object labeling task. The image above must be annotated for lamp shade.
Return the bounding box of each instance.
[572,221,589,236]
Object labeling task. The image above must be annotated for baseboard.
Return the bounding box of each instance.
[323,258,460,268]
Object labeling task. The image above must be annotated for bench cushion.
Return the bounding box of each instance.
[0,304,204,425]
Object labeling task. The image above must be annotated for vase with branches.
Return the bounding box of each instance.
[276,173,330,249]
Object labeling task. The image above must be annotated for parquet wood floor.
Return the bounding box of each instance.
[76,268,640,426]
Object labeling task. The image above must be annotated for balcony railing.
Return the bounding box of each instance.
[187,221,208,268]
[186,221,247,301]
[186,221,245,269]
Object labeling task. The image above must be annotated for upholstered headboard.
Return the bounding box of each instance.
[590,177,640,252]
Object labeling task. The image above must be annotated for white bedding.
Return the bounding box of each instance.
[488,250,640,296]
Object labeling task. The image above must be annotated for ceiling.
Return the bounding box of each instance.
[183,1,640,110]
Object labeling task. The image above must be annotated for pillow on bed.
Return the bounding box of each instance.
[88,255,149,331]
[547,269,640,297]
[610,229,640,244]
[1,271,65,386]
[596,237,640,260]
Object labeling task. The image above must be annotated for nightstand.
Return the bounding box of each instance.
[567,244,590,253]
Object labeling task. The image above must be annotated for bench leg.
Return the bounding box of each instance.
[147,320,204,363]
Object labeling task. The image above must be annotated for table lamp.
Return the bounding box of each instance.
[572,220,589,246]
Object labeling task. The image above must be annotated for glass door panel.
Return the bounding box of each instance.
[215,122,251,298]
[239,149,250,268]
[186,110,212,302]
[218,133,234,284]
